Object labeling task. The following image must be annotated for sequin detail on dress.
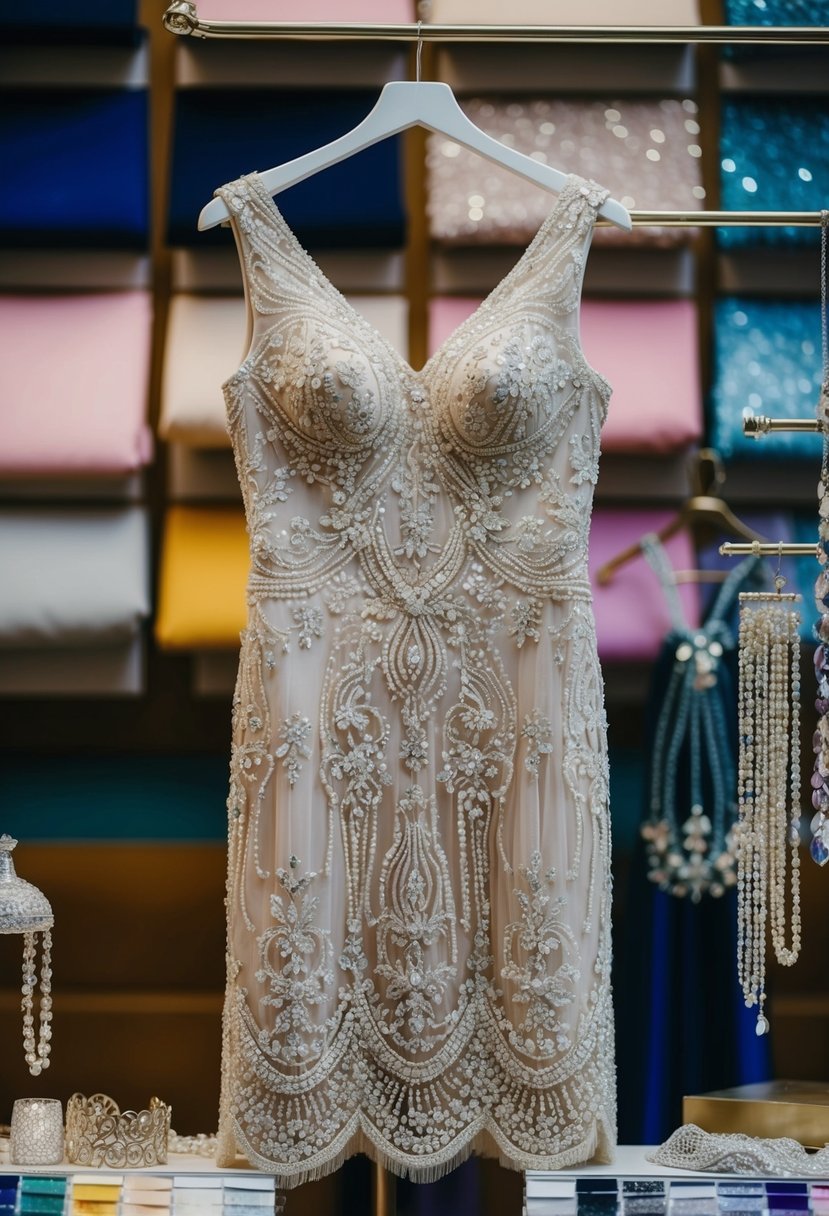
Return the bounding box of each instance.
[214,170,615,1185]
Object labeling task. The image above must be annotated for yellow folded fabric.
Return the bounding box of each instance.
[72,1185,122,1200]
[155,506,247,650]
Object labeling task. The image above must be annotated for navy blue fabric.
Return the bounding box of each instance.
[0,0,140,44]
[718,98,829,249]
[0,89,148,248]
[169,90,405,249]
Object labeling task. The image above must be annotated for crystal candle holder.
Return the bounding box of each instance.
[9,1097,64,1165]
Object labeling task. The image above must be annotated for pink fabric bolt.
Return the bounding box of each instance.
[427,296,701,454]
[0,292,153,478]
[589,508,701,661]
[197,1,412,18]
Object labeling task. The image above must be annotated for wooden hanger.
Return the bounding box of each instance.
[198,30,632,233]
[595,449,767,586]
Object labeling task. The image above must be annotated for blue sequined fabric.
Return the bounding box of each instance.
[722,0,829,61]
[710,297,824,460]
[724,0,829,27]
[718,99,829,248]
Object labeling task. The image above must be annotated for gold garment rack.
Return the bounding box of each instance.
[163,5,829,44]
[161,6,829,227]
[598,212,825,227]
[162,0,828,561]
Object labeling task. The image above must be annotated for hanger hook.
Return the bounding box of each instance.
[416,20,424,83]
[774,540,786,593]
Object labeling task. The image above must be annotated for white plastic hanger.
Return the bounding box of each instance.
[198,28,632,232]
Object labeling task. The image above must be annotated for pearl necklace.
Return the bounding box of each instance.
[736,581,802,1035]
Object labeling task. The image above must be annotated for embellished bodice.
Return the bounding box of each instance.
[221,172,609,607]
[215,170,616,1183]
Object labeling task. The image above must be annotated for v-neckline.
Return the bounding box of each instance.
[243,169,591,383]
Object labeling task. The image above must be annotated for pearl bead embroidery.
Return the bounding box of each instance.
[211,171,615,1185]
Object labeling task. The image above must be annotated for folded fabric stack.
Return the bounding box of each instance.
[168,90,405,250]
[710,298,824,463]
[427,96,705,249]
[718,97,829,251]
[0,8,152,696]
[0,508,149,695]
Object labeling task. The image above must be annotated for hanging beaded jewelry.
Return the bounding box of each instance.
[0,835,54,1075]
[638,537,761,902]
[809,210,829,866]
[736,567,802,1035]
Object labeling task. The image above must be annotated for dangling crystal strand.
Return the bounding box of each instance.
[769,611,801,969]
[737,594,803,1038]
[21,931,38,1071]
[38,929,53,1069]
[737,599,765,1022]
[753,604,769,1033]
[20,929,52,1077]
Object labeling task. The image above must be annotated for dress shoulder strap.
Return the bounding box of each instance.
[211,174,309,319]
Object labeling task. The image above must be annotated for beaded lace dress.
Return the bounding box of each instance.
[213,170,616,1184]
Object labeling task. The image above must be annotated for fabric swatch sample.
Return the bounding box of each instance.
[0,292,152,477]
[0,507,149,648]
[427,96,704,246]
[155,506,248,650]
[710,297,824,461]
[425,0,699,20]
[428,296,701,453]
[0,89,148,247]
[718,97,829,248]
[160,293,408,447]
[197,1,411,17]
[168,90,405,248]
[589,509,701,661]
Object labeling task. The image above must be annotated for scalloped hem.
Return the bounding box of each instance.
[217,1115,616,1189]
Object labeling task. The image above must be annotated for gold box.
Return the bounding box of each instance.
[683,1081,829,1149]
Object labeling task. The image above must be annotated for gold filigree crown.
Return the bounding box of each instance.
[64,1093,171,1168]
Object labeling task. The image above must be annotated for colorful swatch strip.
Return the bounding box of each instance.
[0,1173,279,1214]
[525,1178,829,1216]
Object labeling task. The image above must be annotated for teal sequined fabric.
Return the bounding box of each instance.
[710,297,824,460]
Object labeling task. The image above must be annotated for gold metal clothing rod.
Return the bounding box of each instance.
[163,5,829,44]
[744,416,822,435]
[604,211,826,227]
[720,542,819,557]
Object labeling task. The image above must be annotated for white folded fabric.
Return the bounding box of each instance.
[0,507,149,647]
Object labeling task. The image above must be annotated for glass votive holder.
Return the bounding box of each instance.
[9,1097,64,1165]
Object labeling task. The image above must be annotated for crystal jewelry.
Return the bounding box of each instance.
[64,1093,171,1168]
[810,209,829,866]
[736,567,802,1034]
[9,1099,64,1166]
[639,538,761,901]
[0,835,54,1076]
[648,1122,829,1177]
[167,1129,218,1158]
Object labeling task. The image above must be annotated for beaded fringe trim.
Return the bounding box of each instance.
[219,1116,614,1188]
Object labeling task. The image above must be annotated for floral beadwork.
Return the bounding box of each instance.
[215,170,615,1185]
